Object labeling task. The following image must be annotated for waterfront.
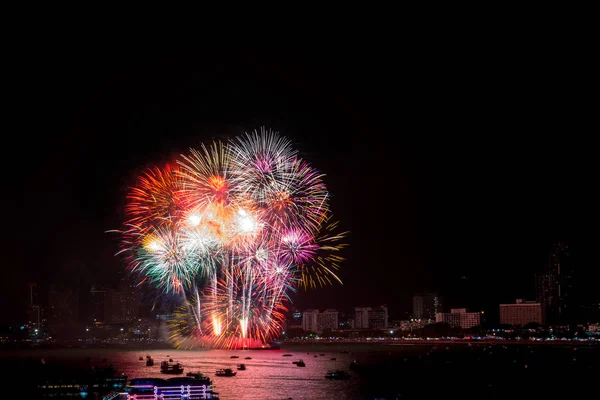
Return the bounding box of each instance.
[2,342,598,399]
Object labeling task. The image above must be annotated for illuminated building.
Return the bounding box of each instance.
[536,241,574,325]
[413,293,443,320]
[499,299,543,326]
[107,280,140,323]
[89,286,107,325]
[302,309,319,333]
[368,305,388,329]
[396,319,434,331]
[436,308,480,329]
[353,306,388,329]
[354,307,371,329]
[26,282,46,339]
[301,309,339,334]
[319,309,339,332]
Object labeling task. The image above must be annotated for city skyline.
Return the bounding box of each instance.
[15,241,600,335]
[3,48,598,326]
[6,238,599,329]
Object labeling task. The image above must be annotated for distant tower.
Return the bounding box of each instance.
[302,309,320,333]
[536,241,574,325]
[354,307,371,329]
[89,286,107,325]
[412,293,443,320]
[27,282,42,339]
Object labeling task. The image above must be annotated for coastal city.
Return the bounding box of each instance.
[3,44,598,399]
[4,243,599,348]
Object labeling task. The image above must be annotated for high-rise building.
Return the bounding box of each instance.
[107,280,140,324]
[90,287,107,325]
[353,306,389,329]
[337,312,354,330]
[536,241,574,325]
[48,285,79,336]
[499,299,543,326]
[413,293,443,320]
[354,307,371,329]
[319,309,339,332]
[302,309,319,333]
[436,308,480,329]
[26,282,46,339]
[368,305,388,329]
[284,308,303,332]
[48,285,79,327]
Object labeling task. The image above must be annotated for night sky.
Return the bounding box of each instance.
[3,46,597,323]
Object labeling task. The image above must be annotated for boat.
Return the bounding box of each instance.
[325,370,351,380]
[187,371,208,379]
[124,377,218,399]
[230,355,239,358]
[215,368,237,377]
[169,358,174,362]
[320,353,326,356]
[166,376,212,386]
[160,360,184,374]
[349,361,368,372]
[146,357,154,366]
[244,357,252,360]
[292,359,305,367]
[237,363,246,370]
[38,366,127,397]
[282,354,293,357]
[330,357,337,361]
[138,356,144,361]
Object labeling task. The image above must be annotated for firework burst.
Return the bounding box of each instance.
[116,128,346,349]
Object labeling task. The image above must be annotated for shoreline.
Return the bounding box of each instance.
[1,338,598,353]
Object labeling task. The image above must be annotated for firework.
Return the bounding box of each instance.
[125,164,183,233]
[116,127,346,349]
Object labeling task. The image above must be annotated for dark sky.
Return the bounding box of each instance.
[2,45,597,323]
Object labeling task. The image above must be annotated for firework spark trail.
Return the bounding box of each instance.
[116,128,346,349]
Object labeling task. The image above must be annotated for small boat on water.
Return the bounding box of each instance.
[215,368,237,377]
[160,361,184,374]
[330,357,337,361]
[146,357,154,366]
[230,355,239,358]
[320,353,326,356]
[325,370,351,380]
[282,354,293,357]
[138,356,144,361]
[245,357,252,360]
[169,358,174,362]
[237,364,246,370]
[186,371,208,380]
[292,360,305,367]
